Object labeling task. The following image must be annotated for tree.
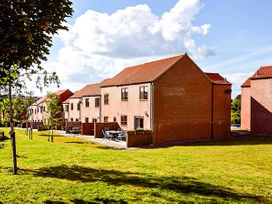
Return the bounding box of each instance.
[0,0,73,174]
[231,95,241,124]
[0,94,35,125]
[45,92,62,142]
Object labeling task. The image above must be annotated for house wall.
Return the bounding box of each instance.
[153,55,213,145]
[250,79,272,135]
[241,87,251,130]
[67,98,81,122]
[28,90,73,125]
[81,96,101,123]
[101,83,151,130]
[63,103,69,121]
[212,85,231,138]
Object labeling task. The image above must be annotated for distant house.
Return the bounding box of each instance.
[241,66,272,135]
[28,89,73,127]
[62,83,102,123]
[100,53,232,145]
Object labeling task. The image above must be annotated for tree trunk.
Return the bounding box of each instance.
[9,83,17,174]
[51,128,54,142]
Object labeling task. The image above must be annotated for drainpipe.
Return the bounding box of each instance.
[99,96,102,122]
[211,84,214,140]
[150,83,154,131]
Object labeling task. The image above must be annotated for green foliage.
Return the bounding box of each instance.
[0,128,271,203]
[231,95,241,124]
[45,92,62,142]
[0,95,35,124]
[0,0,73,89]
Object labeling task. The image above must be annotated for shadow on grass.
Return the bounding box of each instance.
[44,198,127,204]
[22,165,268,203]
[145,136,272,149]
[95,146,123,150]
[65,141,89,144]
[189,136,272,146]
[39,134,64,138]
[0,135,9,142]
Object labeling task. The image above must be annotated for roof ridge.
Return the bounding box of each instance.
[101,53,186,87]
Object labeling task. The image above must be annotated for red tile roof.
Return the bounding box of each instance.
[205,72,231,85]
[32,89,71,106]
[241,65,272,88]
[70,83,101,98]
[251,65,272,79]
[101,54,185,87]
[241,78,251,88]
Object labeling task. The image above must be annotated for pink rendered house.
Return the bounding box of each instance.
[63,82,104,123]
[28,89,73,126]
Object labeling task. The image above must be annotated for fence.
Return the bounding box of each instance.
[81,123,95,135]
[126,130,153,147]
[94,122,120,138]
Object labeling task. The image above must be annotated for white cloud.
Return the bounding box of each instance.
[224,72,253,98]
[29,0,212,95]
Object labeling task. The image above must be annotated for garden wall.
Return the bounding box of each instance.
[126,130,153,147]
[94,122,120,138]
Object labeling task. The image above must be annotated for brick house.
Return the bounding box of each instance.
[100,54,232,145]
[62,81,110,123]
[28,89,73,126]
[241,66,272,135]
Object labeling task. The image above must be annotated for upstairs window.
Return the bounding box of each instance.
[71,103,73,110]
[121,88,128,101]
[65,105,69,112]
[85,98,89,107]
[140,86,148,100]
[104,94,109,105]
[104,116,109,123]
[43,106,45,112]
[121,115,127,126]
[95,98,100,107]
[77,103,80,111]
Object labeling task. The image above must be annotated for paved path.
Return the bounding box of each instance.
[54,130,134,150]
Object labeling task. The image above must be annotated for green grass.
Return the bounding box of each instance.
[0,128,271,204]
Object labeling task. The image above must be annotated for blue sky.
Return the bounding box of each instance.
[40,0,272,98]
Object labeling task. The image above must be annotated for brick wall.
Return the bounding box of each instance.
[250,79,272,135]
[241,87,251,130]
[212,85,231,138]
[153,55,213,145]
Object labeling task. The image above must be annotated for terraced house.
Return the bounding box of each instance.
[241,65,272,135]
[28,89,73,128]
[62,82,103,123]
[27,54,232,146]
[100,54,232,145]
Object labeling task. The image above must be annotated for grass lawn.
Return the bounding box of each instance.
[0,128,271,204]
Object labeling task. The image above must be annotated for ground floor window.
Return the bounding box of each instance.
[85,117,89,123]
[121,115,127,126]
[113,117,117,122]
[71,118,73,122]
[92,118,97,123]
[134,116,144,129]
[104,116,109,123]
